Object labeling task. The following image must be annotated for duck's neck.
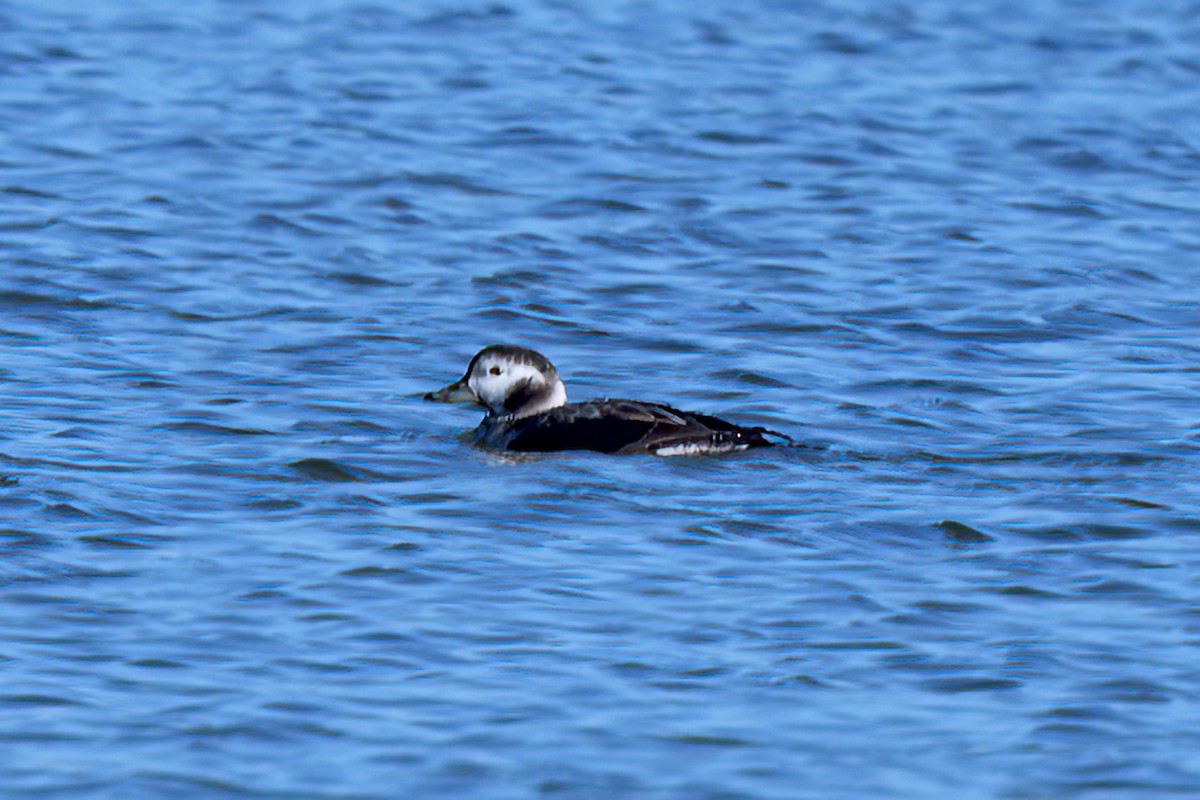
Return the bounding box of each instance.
[496,378,567,419]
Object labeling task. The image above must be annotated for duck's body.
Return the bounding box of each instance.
[424,345,789,456]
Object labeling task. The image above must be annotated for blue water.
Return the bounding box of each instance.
[3,1,1199,798]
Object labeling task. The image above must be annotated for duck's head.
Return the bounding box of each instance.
[424,344,568,418]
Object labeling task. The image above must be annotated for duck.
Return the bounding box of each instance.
[424,344,790,455]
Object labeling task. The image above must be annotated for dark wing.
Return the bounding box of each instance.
[616,404,786,455]
[678,410,792,445]
[505,399,786,455]
[503,399,666,453]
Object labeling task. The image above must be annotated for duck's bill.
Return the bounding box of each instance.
[423,378,478,404]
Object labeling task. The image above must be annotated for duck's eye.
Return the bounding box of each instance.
[489,366,502,375]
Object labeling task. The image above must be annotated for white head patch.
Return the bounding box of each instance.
[467,352,567,417]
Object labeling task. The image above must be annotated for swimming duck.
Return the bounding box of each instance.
[424,344,790,455]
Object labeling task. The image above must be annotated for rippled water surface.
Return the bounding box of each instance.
[3,1,1199,797]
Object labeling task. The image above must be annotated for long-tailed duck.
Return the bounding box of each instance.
[424,344,790,455]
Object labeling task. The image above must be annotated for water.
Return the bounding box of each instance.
[2,0,1199,797]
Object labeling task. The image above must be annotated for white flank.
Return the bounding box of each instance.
[654,441,750,457]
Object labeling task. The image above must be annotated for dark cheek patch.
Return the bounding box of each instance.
[503,378,536,412]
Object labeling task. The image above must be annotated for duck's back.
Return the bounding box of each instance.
[483,398,783,455]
